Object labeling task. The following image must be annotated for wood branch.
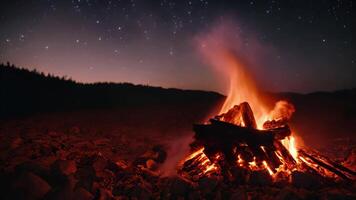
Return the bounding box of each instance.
[273,140,296,169]
[308,150,356,176]
[263,120,288,130]
[299,150,351,181]
[239,102,257,129]
[263,146,282,171]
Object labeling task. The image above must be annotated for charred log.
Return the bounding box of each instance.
[193,119,291,147]
[299,150,351,181]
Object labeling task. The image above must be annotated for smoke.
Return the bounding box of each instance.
[269,100,296,121]
[159,134,194,176]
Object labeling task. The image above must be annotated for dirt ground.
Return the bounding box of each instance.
[0,105,355,200]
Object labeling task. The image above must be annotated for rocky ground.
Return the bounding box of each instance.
[0,108,355,200]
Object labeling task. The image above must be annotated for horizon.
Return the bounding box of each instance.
[2,61,355,96]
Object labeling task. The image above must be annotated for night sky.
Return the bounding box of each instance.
[0,0,355,93]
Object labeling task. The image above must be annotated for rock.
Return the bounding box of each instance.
[44,185,93,200]
[72,187,94,200]
[106,160,128,174]
[94,188,114,200]
[146,159,158,171]
[95,169,115,189]
[15,161,50,181]
[12,172,51,200]
[51,159,77,176]
[75,165,96,192]
[62,174,78,190]
[93,156,108,172]
[44,185,72,200]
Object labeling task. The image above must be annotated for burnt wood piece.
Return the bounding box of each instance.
[215,102,257,129]
[299,150,351,181]
[193,119,292,170]
[273,141,297,169]
[263,146,282,171]
[239,102,257,129]
[309,151,356,176]
[263,120,288,130]
[195,119,291,143]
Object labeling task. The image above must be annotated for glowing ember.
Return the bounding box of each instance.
[263,161,274,175]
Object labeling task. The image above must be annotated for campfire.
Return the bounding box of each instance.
[177,45,355,184]
[178,101,355,183]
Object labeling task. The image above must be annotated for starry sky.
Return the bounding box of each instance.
[0,0,355,93]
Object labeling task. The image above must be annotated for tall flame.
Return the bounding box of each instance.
[196,23,269,128]
[216,51,269,128]
[191,20,300,177]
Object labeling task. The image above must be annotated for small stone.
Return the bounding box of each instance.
[72,187,94,200]
[93,156,108,172]
[94,188,114,200]
[12,172,51,199]
[75,165,96,192]
[51,159,77,176]
[15,161,50,181]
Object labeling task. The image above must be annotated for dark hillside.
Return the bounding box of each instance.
[0,63,224,118]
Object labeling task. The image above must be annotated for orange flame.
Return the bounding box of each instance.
[186,20,307,180]
[217,51,269,129]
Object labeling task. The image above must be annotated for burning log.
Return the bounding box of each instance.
[188,102,297,180]
[299,150,352,181]
[273,141,296,169]
[195,119,291,144]
[215,102,257,129]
